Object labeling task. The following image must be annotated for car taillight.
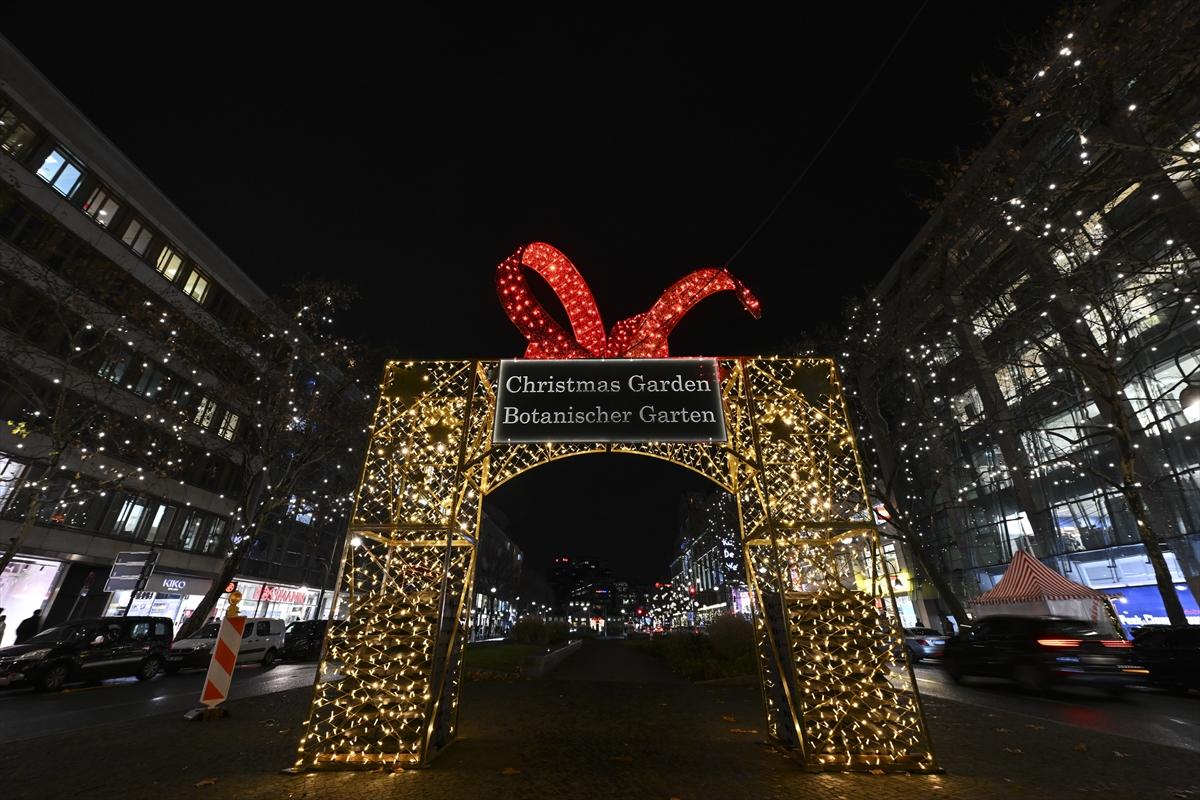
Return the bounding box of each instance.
[1036,638,1081,648]
[1100,640,1132,648]
[915,639,929,646]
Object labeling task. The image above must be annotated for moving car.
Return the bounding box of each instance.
[942,615,1144,694]
[0,616,172,692]
[282,619,328,661]
[1132,625,1200,695]
[902,626,947,661]
[166,617,285,672]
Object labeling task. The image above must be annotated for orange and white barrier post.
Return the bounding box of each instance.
[186,590,244,719]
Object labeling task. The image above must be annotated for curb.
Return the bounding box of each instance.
[521,639,583,678]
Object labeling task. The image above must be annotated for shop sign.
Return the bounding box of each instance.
[251,585,309,605]
[144,574,213,595]
[493,358,727,444]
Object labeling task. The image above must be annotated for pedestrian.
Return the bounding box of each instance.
[14,608,42,644]
[0,613,6,644]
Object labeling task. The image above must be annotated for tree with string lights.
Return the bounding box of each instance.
[172,281,370,641]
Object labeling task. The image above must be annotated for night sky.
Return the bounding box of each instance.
[3,5,1051,590]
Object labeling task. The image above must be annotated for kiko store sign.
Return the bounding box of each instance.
[493,358,726,444]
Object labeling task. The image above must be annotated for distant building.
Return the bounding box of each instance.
[470,512,522,640]
[670,490,749,626]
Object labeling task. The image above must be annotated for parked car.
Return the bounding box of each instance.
[902,627,948,661]
[166,617,286,672]
[942,615,1143,694]
[0,616,172,692]
[282,619,328,661]
[1132,625,1200,695]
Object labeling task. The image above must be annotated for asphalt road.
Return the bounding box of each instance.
[2,649,1196,758]
[0,660,317,744]
[910,660,1200,752]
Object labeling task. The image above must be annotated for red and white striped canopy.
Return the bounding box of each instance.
[972,550,1106,606]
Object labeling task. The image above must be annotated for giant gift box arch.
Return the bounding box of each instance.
[292,244,939,774]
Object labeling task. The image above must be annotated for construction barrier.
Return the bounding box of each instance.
[199,615,246,707]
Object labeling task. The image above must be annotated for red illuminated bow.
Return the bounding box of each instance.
[496,242,761,359]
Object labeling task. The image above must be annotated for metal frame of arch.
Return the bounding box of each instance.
[291,357,940,774]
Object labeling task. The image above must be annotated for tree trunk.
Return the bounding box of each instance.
[901,533,970,623]
[174,520,262,641]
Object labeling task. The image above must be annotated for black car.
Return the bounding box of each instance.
[1132,625,1200,694]
[0,616,173,692]
[282,619,329,661]
[942,615,1143,694]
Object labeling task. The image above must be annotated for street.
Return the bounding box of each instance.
[0,641,1197,800]
[0,661,316,744]
[910,660,1200,753]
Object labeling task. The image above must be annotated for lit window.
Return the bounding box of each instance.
[0,109,36,156]
[36,148,83,197]
[217,410,239,440]
[121,218,153,256]
[156,246,183,281]
[82,186,121,228]
[194,396,217,428]
[182,269,210,303]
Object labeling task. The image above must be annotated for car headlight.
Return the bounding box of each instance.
[15,648,52,661]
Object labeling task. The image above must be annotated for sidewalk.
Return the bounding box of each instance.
[2,646,1198,800]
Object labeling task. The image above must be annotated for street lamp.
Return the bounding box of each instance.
[1181,382,1200,411]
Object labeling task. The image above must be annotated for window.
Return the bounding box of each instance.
[950,387,984,425]
[176,511,204,551]
[36,149,83,197]
[194,396,217,428]
[97,351,132,384]
[133,365,167,397]
[156,246,183,281]
[1126,354,1200,435]
[287,495,314,525]
[121,217,153,256]
[0,109,36,157]
[182,268,210,303]
[217,410,239,440]
[257,621,272,636]
[200,518,226,555]
[112,495,149,537]
[143,503,176,544]
[130,622,151,641]
[81,186,121,228]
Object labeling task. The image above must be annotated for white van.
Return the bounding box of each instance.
[166,617,287,671]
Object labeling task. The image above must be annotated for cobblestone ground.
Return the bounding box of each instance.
[3,640,1198,800]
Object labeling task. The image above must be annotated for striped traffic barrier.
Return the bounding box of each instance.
[184,589,244,721]
[200,615,246,707]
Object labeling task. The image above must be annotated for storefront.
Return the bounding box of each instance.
[0,554,65,647]
[212,579,324,623]
[103,573,214,633]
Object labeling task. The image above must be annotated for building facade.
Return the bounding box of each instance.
[0,37,348,644]
[851,1,1200,633]
[669,490,750,626]
[468,512,523,640]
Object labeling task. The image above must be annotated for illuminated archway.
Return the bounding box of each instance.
[292,357,940,774]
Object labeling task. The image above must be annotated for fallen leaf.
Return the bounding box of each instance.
[1003,747,1023,754]
[986,713,1000,718]
[1073,743,1088,752]
[1024,724,1045,731]
[730,728,759,734]
[500,767,521,775]
[869,769,885,775]
[610,755,634,763]
[994,727,1010,733]
[721,715,736,723]
[1113,751,1130,758]
[195,778,217,787]
[278,728,291,735]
